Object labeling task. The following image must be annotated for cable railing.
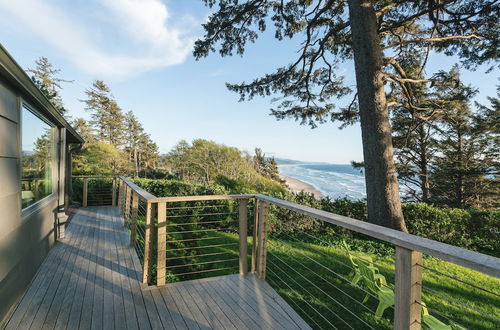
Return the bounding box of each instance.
[72,175,117,207]
[111,177,499,330]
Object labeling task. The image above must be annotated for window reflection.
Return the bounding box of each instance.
[21,106,55,208]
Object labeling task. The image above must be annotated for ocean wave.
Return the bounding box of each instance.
[280,164,367,200]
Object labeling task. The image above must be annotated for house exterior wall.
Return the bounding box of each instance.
[0,77,62,322]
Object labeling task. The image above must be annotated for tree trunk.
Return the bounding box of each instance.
[418,125,430,203]
[347,0,408,232]
[134,146,139,178]
[456,130,464,208]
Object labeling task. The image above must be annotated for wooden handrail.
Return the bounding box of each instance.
[72,175,116,178]
[254,194,500,278]
[149,194,255,203]
[118,176,157,201]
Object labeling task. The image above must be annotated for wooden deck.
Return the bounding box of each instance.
[4,206,310,330]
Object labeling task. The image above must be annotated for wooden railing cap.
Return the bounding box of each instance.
[254,194,500,278]
[118,176,157,201]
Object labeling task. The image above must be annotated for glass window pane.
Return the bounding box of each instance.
[21,106,55,209]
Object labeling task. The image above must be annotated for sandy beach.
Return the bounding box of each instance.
[279,173,323,198]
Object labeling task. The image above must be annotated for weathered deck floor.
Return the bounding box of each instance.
[4,206,310,330]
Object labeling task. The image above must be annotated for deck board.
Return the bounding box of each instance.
[4,206,311,330]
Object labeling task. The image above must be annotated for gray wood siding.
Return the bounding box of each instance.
[0,78,58,323]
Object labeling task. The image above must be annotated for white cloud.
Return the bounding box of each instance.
[0,0,197,79]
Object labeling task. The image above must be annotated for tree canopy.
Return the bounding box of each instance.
[194,0,499,230]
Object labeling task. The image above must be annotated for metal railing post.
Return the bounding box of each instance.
[256,201,269,280]
[395,246,423,330]
[157,202,167,285]
[82,178,88,207]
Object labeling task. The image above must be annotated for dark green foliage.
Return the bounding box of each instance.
[71,177,114,206]
[132,178,229,197]
[403,203,499,256]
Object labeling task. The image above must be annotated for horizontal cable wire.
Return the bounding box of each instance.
[419,283,500,323]
[418,263,500,298]
[270,234,379,313]
[267,264,342,329]
[166,251,231,261]
[165,266,236,278]
[166,258,239,269]
[271,230,395,292]
[268,250,373,329]
[167,220,232,227]
[167,243,237,252]
[266,269,325,330]
[166,237,221,244]
[167,204,229,210]
[167,212,238,219]
[273,230,397,295]
[168,228,229,235]
[276,220,390,268]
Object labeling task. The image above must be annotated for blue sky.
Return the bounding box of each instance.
[0,0,497,163]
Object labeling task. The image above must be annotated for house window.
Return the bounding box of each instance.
[21,105,55,209]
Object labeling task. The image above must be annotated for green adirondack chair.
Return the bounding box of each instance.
[341,240,394,318]
[421,302,466,330]
[357,259,395,318]
[341,240,363,285]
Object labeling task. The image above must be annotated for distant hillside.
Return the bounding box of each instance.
[274,158,306,165]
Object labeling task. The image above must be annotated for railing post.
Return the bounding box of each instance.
[157,201,167,286]
[238,199,249,275]
[130,192,139,246]
[111,177,117,206]
[124,185,131,227]
[395,246,423,330]
[251,199,259,273]
[142,201,154,284]
[117,180,123,210]
[82,178,88,207]
[256,201,269,280]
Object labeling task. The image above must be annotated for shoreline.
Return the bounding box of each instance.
[279,173,323,199]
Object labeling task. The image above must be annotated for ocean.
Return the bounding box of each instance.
[278,163,367,200]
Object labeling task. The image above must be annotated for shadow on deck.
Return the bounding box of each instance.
[4,206,310,330]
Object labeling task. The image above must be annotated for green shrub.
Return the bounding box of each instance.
[402,203,499,256]
[132,178,228,197]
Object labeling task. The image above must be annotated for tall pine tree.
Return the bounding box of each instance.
[28,57,72,117]
[82,80,125,148]
[429,69,494,208]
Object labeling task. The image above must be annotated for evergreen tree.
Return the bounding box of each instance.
[72,118,94,142]
[81,80,125,148]
[194,0,498,230]
[124,111,144,177]
[389,61,440,203]
[27,57,72,117]
[429,70,495,208]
